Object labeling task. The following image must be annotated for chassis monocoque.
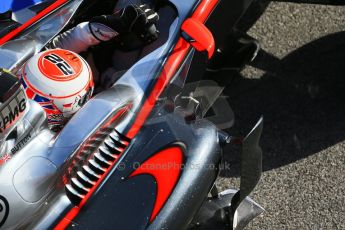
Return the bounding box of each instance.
[0,0,264,229]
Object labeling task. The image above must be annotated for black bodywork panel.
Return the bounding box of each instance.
[70,111,221,230]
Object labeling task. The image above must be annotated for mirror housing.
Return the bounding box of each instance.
[181,18,215,59]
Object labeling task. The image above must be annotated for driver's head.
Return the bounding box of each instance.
[20,49,94,128]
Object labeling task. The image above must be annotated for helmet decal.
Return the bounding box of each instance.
[33,94,51,103]
[38,49,83,82]
[44,54,75,75]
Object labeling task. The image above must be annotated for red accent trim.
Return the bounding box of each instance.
[191,0,219,23]
[25,87,35,99]
[130,147,183,222]
[54,105,131,230]
[45,109,61,115]
[63,103,72,108]
[0,0,69,46]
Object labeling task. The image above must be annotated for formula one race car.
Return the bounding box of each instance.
[0,0,264,229]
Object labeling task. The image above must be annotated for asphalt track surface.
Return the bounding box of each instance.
[213,1,345,229]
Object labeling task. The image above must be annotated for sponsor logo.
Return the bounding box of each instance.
[0,90,27,133]
[10,133,32,155]
[91,24,119,40]
[0,195,9,228]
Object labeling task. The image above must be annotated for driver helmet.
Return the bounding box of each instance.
[20,49,94,128]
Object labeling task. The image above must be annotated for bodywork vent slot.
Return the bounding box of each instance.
[65,128,130,205]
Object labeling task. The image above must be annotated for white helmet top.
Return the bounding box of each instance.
[21,49,94,127]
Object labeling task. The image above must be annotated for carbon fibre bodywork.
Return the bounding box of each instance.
[69,112,222,230]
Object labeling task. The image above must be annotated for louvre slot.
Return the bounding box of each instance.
[66,129,131,206]
[66,184,84,205]
[89,159,106,174]
[82,165,101,181]
[99,146,118,161]
[77,171,95,188]
[104,140,122,155]
[94,152,112,168]
[104,139,117,150]
[114,129,131,143]
[109,132,127,148]
[71,178,90,195]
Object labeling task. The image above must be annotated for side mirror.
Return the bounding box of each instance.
[181,18,215,59]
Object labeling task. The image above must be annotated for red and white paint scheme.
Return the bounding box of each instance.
[21,49,93,125]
